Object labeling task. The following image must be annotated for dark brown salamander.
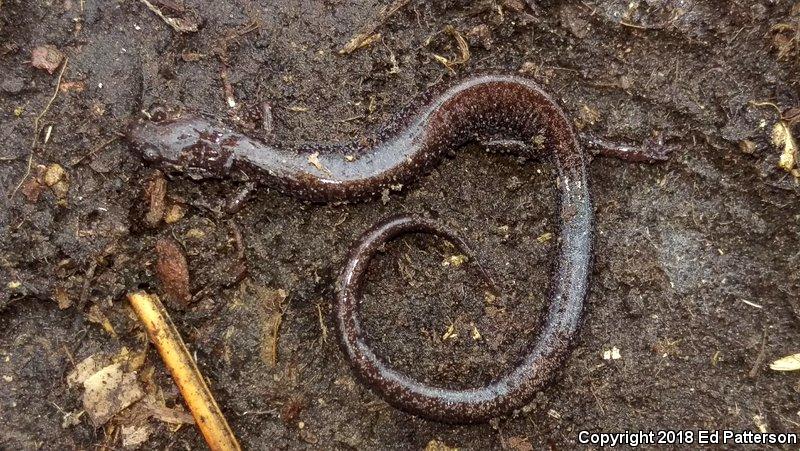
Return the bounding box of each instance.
[127,74,664,423]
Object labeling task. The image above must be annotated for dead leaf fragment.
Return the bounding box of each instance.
[31,45,64,74]
[471,324,482,340]
[121,424,152,449]
[139,0,199,33]
[143,399,195,425]
[68,354,112,388]
[506,436,534,451]
[442,254,468,267]
[53,286,72,310]
[82,362,144,427]
[87,305,117,337]
[339,0,410,54]
[433,25,470,71]
[59,81,85,92]
[154,237,191,308]
[258,286,288,367]
[770,353,800,371]
[20,177,44,203]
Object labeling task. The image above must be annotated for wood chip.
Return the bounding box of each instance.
[144,171,167,227]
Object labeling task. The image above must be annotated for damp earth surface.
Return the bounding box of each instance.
[1,0,799,449]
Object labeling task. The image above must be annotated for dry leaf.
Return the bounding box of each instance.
[121,424,152,449]
[83,362,144,427]
[31,45,64,74]
[68,354,111,388]
[87,305,117,336]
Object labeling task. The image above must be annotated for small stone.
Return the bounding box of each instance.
[1,76,25,94]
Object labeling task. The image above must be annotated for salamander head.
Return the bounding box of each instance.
[126,113,236,178]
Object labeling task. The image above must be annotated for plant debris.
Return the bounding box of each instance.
[138,0,200,33]
[772,120,799,177]
[143,171,167,227]
[31,45,64,74]
[442,323,457,341]
[431,25,470,72]
[339,0,411,54]
[258,285,288,368]
[78,354,146,427]
[307,152,332,175]
[442,254,468,267]
[154,237,191,308]
[769,353,800,371]
[127,291,242,450]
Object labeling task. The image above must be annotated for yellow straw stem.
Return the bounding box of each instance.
[127,291,241,451]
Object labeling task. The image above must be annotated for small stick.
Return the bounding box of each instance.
[127,291,241,451]
[10,57,68,200]
[70,135,121,165]
[748,330,768,379]
[339,0,411,54]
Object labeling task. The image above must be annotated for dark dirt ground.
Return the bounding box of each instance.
[2,0,800,449]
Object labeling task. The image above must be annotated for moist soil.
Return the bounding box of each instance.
[2,0,800,449]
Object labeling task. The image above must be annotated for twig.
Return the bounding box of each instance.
[127,291,241,451]
[339,0,411,54]
[10,57,68,200]
[316,303,328,344]
[216,20,261,109]
[748,330,768,379]
[749,100,782,116]
[138,0,198,33]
